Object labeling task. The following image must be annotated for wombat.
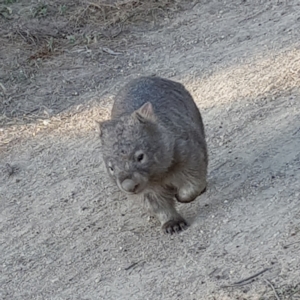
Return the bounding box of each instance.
[98,76,208,234]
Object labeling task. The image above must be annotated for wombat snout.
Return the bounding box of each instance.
[121,178,139,194]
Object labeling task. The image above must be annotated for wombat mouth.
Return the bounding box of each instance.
[119,188,144,196]
[120,190,137,195]
[117,179,147,195]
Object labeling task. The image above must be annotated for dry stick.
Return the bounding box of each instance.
[288,288,300,300]
[87,1,116,9]
[221,268,271,288]
[234,268,271,285]
[124,261,140,271]
[264,279,280,300]
[221,280,257,288]
[5,163,15,176]
[283,240,300,249]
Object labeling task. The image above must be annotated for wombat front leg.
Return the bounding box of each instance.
[175,159,207,203]
[144,188,188,234]
[176,179,207,203]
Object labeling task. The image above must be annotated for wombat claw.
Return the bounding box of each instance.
[162,219,188,235]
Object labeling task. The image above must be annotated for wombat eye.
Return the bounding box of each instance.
[135,150,146,163]
[137,153,144,162]
[108,162,114,174]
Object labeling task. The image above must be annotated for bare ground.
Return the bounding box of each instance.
[1,0,300,299]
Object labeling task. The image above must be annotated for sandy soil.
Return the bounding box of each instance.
[1,0,300,299]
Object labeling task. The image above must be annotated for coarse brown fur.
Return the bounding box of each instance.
[98,76,208,234]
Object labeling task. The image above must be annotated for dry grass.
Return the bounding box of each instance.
[0,0,187,138]
[0,0,182,67]
[0,0,183,46]
[71,0,181,27]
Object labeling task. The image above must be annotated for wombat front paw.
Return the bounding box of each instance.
[176,185,207,203]
[162,218,188,234]
[200,186,207,195]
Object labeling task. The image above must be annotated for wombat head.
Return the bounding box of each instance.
[98,102,174,195]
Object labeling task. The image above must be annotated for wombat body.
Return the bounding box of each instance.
[99,76,208,234]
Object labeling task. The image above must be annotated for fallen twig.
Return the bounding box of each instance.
[221,279,256,288]
[124,261,140,271]
[221,267,271,288]
[102,47,122,55]
[283,241,300,249]
[264,279,280,300]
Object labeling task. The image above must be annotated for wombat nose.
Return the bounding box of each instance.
[121,179,138,193]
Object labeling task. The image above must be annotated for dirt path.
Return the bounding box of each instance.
[1,1,300,299]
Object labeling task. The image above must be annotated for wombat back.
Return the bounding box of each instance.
[111,76,206,139]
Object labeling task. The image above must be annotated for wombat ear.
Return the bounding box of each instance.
[95,121,103,137]
[95,120,107,137]
[134,102,156,123]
